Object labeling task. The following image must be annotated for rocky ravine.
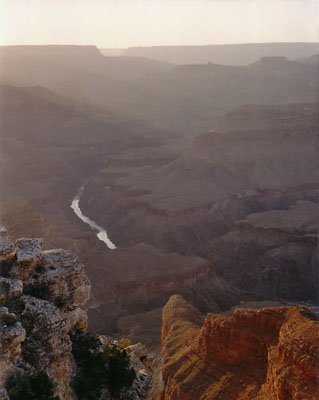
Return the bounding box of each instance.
[161,295,319,400]
[0,226,161,400]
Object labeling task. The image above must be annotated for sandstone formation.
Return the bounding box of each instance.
[161,295,319,400]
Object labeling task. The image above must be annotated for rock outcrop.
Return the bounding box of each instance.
[161,295,319,400]
[0,225,90,399]
[127,343,163,400]
[0,225,162,400]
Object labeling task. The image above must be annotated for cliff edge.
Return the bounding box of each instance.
[161,295,319,400]
[0,226,159,400]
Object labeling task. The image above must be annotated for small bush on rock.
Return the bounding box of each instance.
[1,313,17,327]
[0,260,13,277]
[69,323,135,399]
[4,295,25,316]
[6,370,59,400]
[24,282,51,301]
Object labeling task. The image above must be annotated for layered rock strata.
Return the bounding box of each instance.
[161,295,319,400]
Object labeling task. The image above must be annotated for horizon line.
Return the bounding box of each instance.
[0,41,318,50]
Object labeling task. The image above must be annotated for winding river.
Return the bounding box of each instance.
[71,185,116,249]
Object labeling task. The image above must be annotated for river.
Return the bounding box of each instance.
[71,185,116,249]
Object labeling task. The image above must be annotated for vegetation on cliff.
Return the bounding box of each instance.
[70,322,136,400]
[0,227,144,400]
[6,371,58,400]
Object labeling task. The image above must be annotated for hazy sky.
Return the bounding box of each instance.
[0,0,318,48]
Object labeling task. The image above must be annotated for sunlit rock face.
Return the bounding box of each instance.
[160,295,319,400]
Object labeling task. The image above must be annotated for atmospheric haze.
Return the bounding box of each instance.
[0,0,318,47]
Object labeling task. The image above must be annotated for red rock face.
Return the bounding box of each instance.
[161,296,319,400]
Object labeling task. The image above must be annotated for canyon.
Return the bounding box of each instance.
[80,103,319,255]
[0,44,318,398]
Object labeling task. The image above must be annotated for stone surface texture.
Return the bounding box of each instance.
[0,227,157,400]
[161,295,319,400]
[0,228,90,399]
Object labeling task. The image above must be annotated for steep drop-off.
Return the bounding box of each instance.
[0,226,162,400]
[161,295,319,400]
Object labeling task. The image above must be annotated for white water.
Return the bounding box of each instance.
[71,186,116,249]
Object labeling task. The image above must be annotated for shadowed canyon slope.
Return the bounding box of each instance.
[80,103,319,254]
[1,46,317,137]
[0,83,260,343]
[161,295,319,400]
[199,200,319,304]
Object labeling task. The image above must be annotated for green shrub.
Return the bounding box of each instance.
[35,264,46,274]
[4,296,25,316]
[19,312,38,366]
[21,338,40,366]
[24,282,51,301]
[54,295,66,309]
[106,345,136,399]
[2,313,17,327]
[6,370,59,400]
[19,311,51,366]
[20,312,36,334]
[69,324,135,399]
[0,260,13,277]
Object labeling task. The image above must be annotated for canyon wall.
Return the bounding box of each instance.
[161,295,319,400]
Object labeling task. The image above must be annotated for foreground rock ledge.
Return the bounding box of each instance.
[161,295,319,400]
[0,225,161,400]
[0,225,91,399]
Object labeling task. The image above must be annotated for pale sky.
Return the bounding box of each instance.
[0,0,318,48]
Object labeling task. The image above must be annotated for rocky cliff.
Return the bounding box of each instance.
[0,226,90,399]
[161,295,319,400]
[0,226,160,399]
